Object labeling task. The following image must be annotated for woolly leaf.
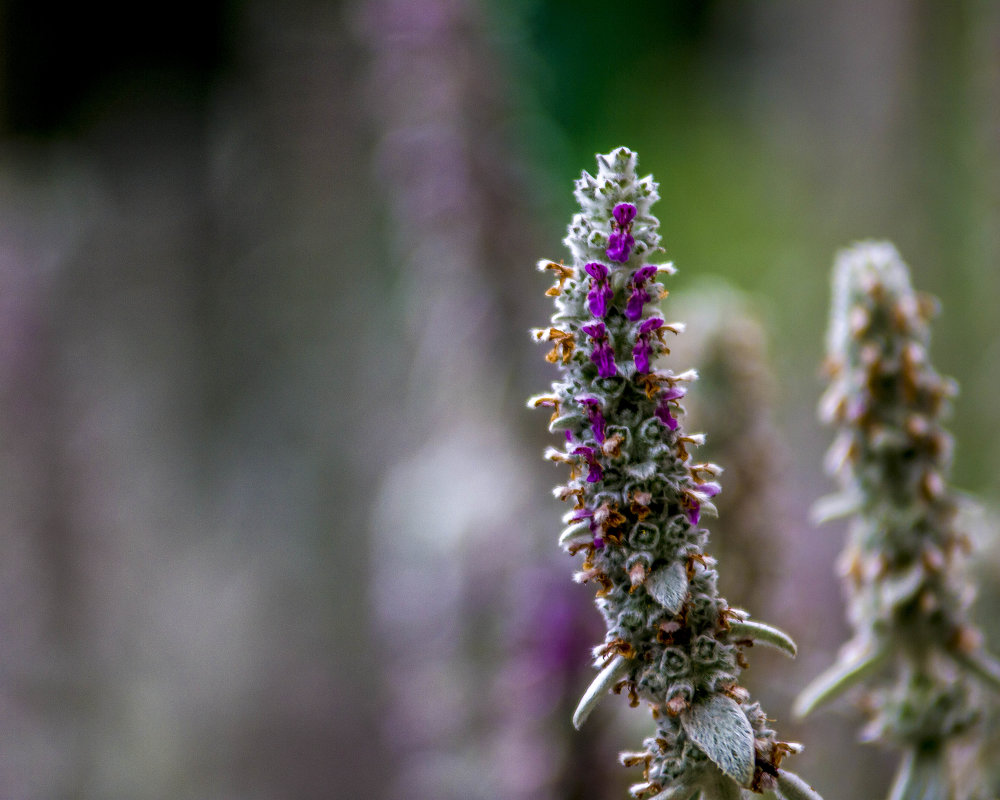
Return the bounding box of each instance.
[886,748,948,800]
[558,520,593,549]
[549,413,585,433]
[877,566,925,612]
[649,785,699,800]
[680,694,755,787]
[776,770,825,800]
[727,619,797,658]
[626,460,659,480]
[646,561,689,615]
[703,769,743,800]
[810,492,863,525]
[793,642,888,717]
[573,655,629,730]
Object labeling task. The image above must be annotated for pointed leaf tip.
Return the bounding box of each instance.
[776,770,825,800]
[727,619,797,658]
[793,643,888,718]
[680,694,755,787]
[573,655,629,730]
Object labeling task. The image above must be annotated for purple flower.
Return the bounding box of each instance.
[569,507,605,549]
[607,233,635,263]
[625,265,659,321]
[572,445,603,483]
[653,386,687,431]
[654,384,685,430]
[582,322,617,378]
[584,262,613,318]
[655,402,678,430]
[614,203,637,227]
[632,317,664,374]
[606,203,637,263]
[577,396,606,443]
[681,482,721,526]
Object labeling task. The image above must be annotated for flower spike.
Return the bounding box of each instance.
[531,147,822,800]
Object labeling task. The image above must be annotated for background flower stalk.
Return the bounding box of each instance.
[795,241,1000,800]
[530,147,823,800]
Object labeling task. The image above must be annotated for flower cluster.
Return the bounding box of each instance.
[795,242,1000,800]
[530,148,821,800]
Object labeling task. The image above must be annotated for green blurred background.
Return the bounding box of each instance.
[0,1,997,798]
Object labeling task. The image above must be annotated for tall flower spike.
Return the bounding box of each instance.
[794,242,1000,800]
[529,147,823,800]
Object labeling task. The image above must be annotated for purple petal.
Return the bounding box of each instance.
[581,322,605,339]
[639,317,664,335]
[613,203,637,226]
[633,265,658,283]
[572,446,603,482]
[606,232,635,263]
[633,340,652,374]
[624,287,650,321]
[584,261,609,280]
[590,410,606,443]
[685,501,700,526]
[593,343,617,378]
[587,281,613,318]
[697,482,722,498]
[655,400,679,430]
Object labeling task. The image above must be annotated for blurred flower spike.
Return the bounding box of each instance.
[795,242,1000,800]
[529,147,823,800]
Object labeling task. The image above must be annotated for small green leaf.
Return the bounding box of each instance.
[558,520,593,549]
[680,694,755,787]
[573,655,629,730]
[549,413,585,433]
[877,566,925,611]
[647,562,689,615]
[810,492,862,525]
[727,619,797,658]
[793,641,888,717]
[776,770,825,800]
